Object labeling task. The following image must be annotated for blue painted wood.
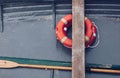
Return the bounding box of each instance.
[0,5,3,32]
[0,0,119,78]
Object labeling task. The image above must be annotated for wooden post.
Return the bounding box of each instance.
[72,0,85,78]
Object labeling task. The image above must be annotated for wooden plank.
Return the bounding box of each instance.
[72,0,85,78]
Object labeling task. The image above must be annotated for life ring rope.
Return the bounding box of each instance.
[61,36,67,43]
[61,18,68,25]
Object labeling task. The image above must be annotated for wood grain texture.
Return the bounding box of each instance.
[90,68,120,74]
[72,0,85,78]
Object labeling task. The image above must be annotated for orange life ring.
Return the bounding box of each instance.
[85,23,97,47]
[56,14,97,48]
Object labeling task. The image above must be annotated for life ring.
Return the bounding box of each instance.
[85,23,97,47]
[56,14,97,48]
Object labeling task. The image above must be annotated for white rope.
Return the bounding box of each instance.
[61,36,67,43]
[61,18,68,25]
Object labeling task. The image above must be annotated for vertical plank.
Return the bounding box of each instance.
[0,5,3,32]
[72,0,85,78]
[52,0,56,29]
